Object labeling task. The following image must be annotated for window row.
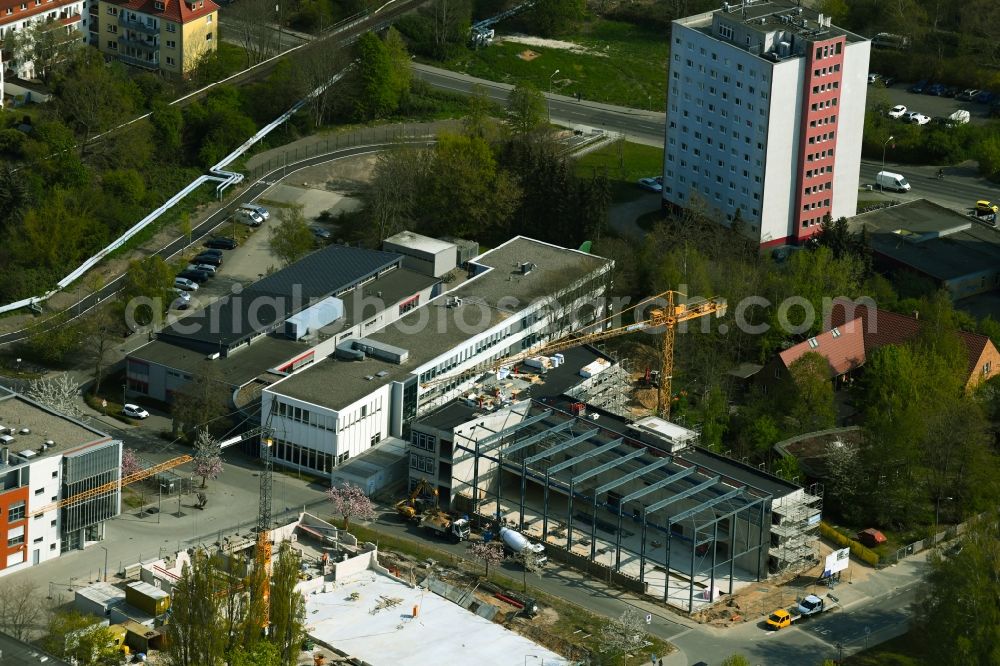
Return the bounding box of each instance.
[804,182,832,195]
[812,81,840,94]
[815,42,843,60]
[806,148,835,162]
[813,64,841,77]
[410,453,435,473]
[801,216,826,229]
[802,199,831,211]
[810,97,838,112]
[809,114,837,128]
[411,431,437,451]
[272,438,344,474]
[807,131,835,144]
[806,165,834,178]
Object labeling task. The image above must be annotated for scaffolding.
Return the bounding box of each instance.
[768,483,824,572]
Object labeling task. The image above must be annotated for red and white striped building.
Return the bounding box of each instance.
[662,0,870,247]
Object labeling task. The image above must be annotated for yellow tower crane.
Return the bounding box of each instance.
[422,290,727,419]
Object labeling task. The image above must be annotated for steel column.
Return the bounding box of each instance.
[639,512,648,584]
[472,438,480,514]
[664,523,672,603]
[757,501,765,581]
[566,480,575,551]
[710,520,719,601]
[542,469,550,540]
[615,503,624,571]
[688,531,696,613]
[590,493,599,560]
[519,461,527,531]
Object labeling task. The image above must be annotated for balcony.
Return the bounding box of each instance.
[118,15,158,35]
[117,51,159,69]
[118,32,158,49]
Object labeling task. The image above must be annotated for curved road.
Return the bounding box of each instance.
[0,141,432,347]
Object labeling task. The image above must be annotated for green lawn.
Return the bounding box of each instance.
[574,140,663,202]
[845,631,927,665]
[438,17,668,109]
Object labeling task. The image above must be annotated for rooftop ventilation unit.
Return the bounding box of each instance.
[518,262,536,275]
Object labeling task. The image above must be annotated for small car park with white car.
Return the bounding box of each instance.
[122,404,149,419]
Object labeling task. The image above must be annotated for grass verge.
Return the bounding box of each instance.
[845,631,927,665]
[436,17,667,109]
[574,140,663,202]
[345,521,674,662]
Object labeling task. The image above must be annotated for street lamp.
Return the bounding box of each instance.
[836,642,844,665]
[99,545,108,582]
[549,69,560,93]
[935,496,953,529]
[880,135,894,192]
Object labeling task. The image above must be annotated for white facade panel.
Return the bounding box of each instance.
[830,40,871,223]
[760,58,805,244]
[26,454,62,565]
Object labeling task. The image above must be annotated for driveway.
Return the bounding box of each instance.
[610,193,662,239]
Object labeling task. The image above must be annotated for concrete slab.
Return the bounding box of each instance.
[260,184,361,221]
[306,571,568,666]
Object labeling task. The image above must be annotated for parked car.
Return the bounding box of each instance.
[173,289,192,301]
[178,269,210,284]
[199,248,224,257]
[187,263,217,275]
[976,200,999,215]
[192,254,222,267]
[957,89,981,101]
[122,404,149,419]
[310,226,332,240]
[908,80,928,94]
[637,177,663,193]
[174,277,199,291]
[204,237,237,250]
[239,203,270,221]
[943,86,959,97]
[888,104,907,119]
[170,298,191,311]
[974,90,995,104]
[925,83,946,96]
[867,72,881,84]
[233,209,264,227]
[910,113,931,125]
[881,76,896,87]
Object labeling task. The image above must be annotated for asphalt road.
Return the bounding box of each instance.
[873,82,995,125]
[412,63,667,147]
[858,160,1000,217]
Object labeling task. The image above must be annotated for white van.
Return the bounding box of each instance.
[234,209,264,226]
[875,171,910,192]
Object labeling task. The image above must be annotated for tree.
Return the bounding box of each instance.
[528,0,584,36]
[784,352,837,432]
[8,20,79,84]
[57,55,135,157]
[427,0,471,58]
[367,143,427,243]
[506,82,547,139]
[25,374,82,416]
[269,541,307,666]
[0,580,45,641]
[228,0,279,67]
[170,364,231,439]
[913,512,1000,666]
[383,27,412,107]
[193,430,224,488]
[326,482,376,529]
[463,85,497,141]
[0,164,33,229]
[470,540,504,580]
[121,448,143,478]
[83,305,119,397]
[41,610,125,665]
[229,642,282,666]
[519,548,544,592]
[121,256,174,329]
[167,549,225,666]
[600,608,648,664]
[269,205,314,266]
[151,101,184,155]
[351,32,398,120]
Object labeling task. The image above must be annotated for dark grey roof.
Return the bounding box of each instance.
[158,245,403,352]
[417,402,484,431]
[850,199,1000,282]
[0,630,71,665]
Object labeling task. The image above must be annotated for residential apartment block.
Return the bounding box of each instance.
[96,0,217,76]
[663,0,870,246]
[0,387,122,577]
[0,0,88,80]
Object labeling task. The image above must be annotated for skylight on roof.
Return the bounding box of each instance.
[831,328,841,338]
[808,338,819,348]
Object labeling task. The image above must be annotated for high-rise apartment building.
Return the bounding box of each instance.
[662,0,870,246]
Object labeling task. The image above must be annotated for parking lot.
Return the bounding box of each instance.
[869,80,994,125]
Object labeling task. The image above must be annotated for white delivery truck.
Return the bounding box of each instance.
[875,171,911,192]
[499,527,547,565]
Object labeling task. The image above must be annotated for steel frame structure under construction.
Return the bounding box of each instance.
[447,402,786,612]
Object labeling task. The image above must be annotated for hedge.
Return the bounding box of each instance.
[820,522,881,567]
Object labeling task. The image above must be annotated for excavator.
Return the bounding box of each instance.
[395,479,438,521]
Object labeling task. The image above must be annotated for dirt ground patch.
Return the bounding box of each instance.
[500,34,608,57]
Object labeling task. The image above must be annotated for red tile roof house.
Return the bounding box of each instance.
[827,297,1000,391]
[759,316,868,394]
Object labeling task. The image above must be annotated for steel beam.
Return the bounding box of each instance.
[544,432,611,474]
[566,440,635,484]
[644,476,721,516]
[619,466,699,506]
[524,429,600,466]
[498,420,575,460]
[666,487,745,525]
[454,409,552,462]
[561,439,626,550]
[595,457,672,495]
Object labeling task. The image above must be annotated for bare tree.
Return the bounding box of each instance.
[25,374,82,417]
[296,42,350,128]
[600,608,649,664]
[0,580,45,641]
[228,0,280,67]
[367,143,429,243]
[83,305,119,397]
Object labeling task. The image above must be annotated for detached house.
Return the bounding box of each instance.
[97,0,216,76]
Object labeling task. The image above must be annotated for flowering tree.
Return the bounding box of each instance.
[600,608,648,665]
[470,540,504,581]
[192,430,224,488]
[326,483,376,529]
[25,375,81,417]
[121,448,143,478]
